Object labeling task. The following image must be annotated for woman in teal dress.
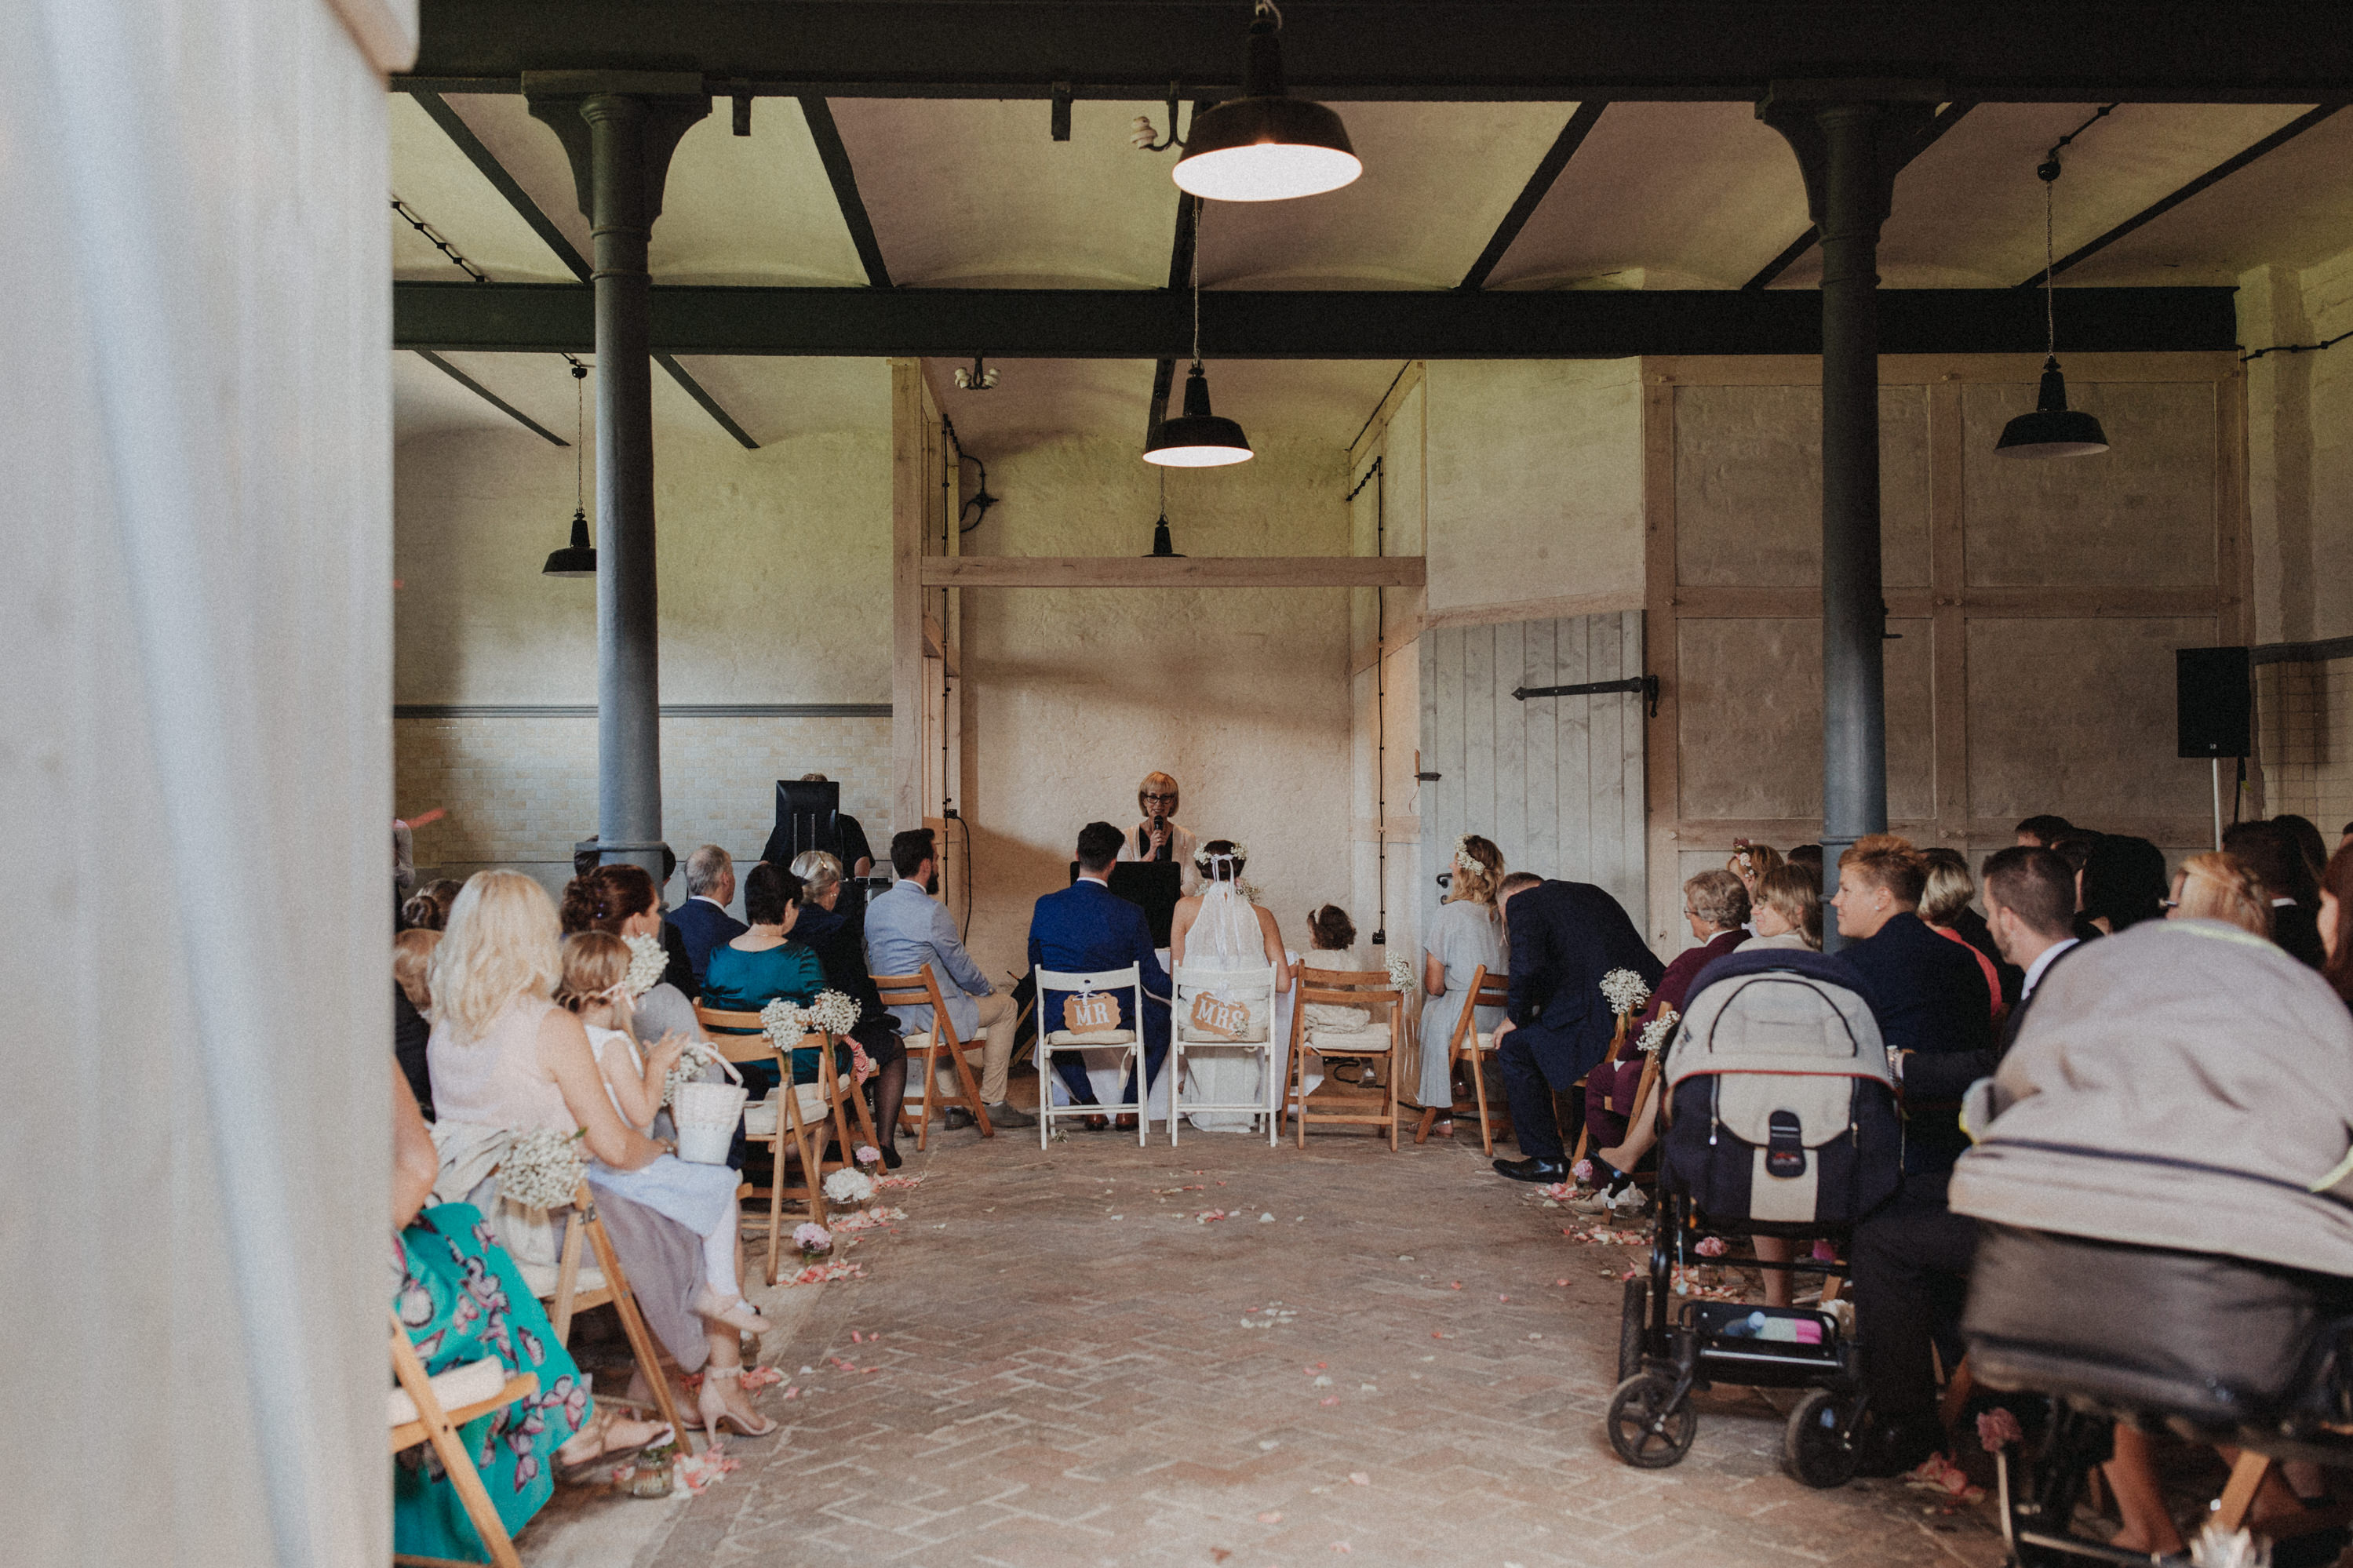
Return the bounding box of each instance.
[700,861,840,1093]
[391,1061,665,1563]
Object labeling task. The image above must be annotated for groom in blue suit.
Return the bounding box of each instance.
[1028,820,1172,1128]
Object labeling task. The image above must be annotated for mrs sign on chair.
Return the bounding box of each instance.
[1170,962,1281,1146]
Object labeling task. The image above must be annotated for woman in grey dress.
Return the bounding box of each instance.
[1412,835,1506,1121]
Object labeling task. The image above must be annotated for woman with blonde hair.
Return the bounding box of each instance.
[428,871,778,1438]
[1739,864,1821,951]
[1412,835,1507,1127]
[1119,770,1200,892]
[1920,849,2004,1024]
[2168,851,2273,938]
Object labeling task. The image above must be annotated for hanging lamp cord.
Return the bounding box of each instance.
[2041,171,2056,358]
[567,357,588,505]
[1190,198,1204,370]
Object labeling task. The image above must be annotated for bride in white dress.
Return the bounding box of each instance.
[1168,840,1295,1132]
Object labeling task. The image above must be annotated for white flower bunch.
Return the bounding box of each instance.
[807,989,861,1038]
[1385,953,1418,994]
[761,997,812,1049]
[1601,968,1651,1017]
[1636,1009,1679,1057]
[1452,835,1484,873]
[823,1168,876,1206]
[659,1039,725,1108]
[620,933,667,998]
[499,1127,587,1210]
[1193,842,1250,871]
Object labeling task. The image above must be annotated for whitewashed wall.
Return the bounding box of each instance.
[2,1,410,1564]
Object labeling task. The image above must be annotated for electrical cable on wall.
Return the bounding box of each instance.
[1346,455,1387,947]
[2244,329,2353,363]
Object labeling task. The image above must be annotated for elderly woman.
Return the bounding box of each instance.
[789,849,911,1167]
[1119,770,1200,893]
[1920,849,2005,1024]
[426,871,775,1439]
[701,861,841,1101]
[1412,834,1506,1128]
[559,862,708,1048]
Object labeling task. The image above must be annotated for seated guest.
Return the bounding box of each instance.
[1831,835,1996,1477]
[1727,840,1783,914]
[2225,819,2326,968]
[392,1058,667,1559]
[427,871,774,1439]
[672,843,747,988]
[1980,846,2081,1037]
[401,877,464,933]
[2168,851,2272,937]
[560,863,708,1046]
[1488,871,1663,1184]
[1576,870,1747,1213]
[866,828,1029,1130]
[2082,833,2170,935]
[1919,849,2008,1022]
[1304,904,1374,1035]
[394,928,439,1119]
[1739,864,1821,951]
[2045,833,2102,941]
[2324,844,2353,1007]
[1030,821,1174,1131]
[701,861,837,1104]
[1785,842,1823,880]
[2275,813,2330,882]
[1119,770,1201,894]
[2013,813,2074,848]
[789,849,912,1165]
[574,839,696,991]
[1414,835,1506,1123]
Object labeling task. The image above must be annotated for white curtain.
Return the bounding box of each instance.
[0,2,412,1563]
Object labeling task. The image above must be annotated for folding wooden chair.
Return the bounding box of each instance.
[1569,1010,1637,1165]
[871,968,993,1148]
[1286,966,1404,1151]
[1413,965,1513,1153]
[698,1006,861,1286]
[528,1181,694,1447]
[390,1308,538,1568]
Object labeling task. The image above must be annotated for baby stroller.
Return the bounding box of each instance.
[1609,949,1903,1486]
[1951,919,2353,1566]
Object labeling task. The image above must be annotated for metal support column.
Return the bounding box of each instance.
[1761,85,1935,948]
[526,73,708,884]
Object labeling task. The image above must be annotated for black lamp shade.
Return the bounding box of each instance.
[1172,16,1360,202]
[542,508,598,576]
[1144,365,1253,467]
[1996,357,2110,459]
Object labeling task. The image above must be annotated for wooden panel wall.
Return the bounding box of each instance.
[1642,351,2249,947]
[1418,611,1648,944]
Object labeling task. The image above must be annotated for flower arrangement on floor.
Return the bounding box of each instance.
[1601,968,1650,1017]
[1636,1008,1679,1057]
[620,932,668,998]
[854,1144,883,1173]
[792,1221,832,1261]
[499,1127,587,1210]
[824,1168,877,1206]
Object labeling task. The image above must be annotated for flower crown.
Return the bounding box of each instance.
[1452,836,1487,875]
[1193,842,1249,873]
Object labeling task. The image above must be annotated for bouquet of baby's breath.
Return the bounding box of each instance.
[1384,953,1417,994]
[807,989,861,1038]
[659,1039,725,1108]
[621,933,668,998]
[1636,1009,1679,1057]
[1601,969,1650,1017]
[761,997,812,1049]
[500,1127,588,1210]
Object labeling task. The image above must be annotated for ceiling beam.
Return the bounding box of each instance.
[2022,102,2346,287]
[796,96,894,288]
[1743,101,1978,290]
[1458,100,1608,291]
[920,555,1427,589]
[412,91,764,447]
[395,281,2242,358]
[398,3,2353,104]
[412,348,569,444]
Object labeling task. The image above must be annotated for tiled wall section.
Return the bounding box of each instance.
[2260,657,2353,831]
[397,714,893,898]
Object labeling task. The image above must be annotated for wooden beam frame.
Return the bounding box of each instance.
[917,555,1427,589]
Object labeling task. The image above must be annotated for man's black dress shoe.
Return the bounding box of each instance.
[1849,1415,1943,1479]
[1492,1156,1568,1183]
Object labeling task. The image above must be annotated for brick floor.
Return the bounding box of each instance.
[630,1117,2005,1568]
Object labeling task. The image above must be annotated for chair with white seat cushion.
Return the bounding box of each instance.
[871,967,993,1148]
[1170,964,1281,1147]
[1035,962,1146,1148]
[1287,966,1405,1151]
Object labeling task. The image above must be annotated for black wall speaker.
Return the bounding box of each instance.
[2176,646,2251,759]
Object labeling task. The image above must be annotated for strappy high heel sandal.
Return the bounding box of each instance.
[698,1364,778,1438]
[554,1407,675,1484]
[692,1287,774,1337]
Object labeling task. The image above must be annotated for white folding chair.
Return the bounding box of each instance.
[1170,964,1280,1147]
[1035,962,1148,1148]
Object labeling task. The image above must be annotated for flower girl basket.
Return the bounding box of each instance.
[671,1080,750,1164]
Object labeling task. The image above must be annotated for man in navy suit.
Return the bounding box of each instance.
[1028,820,1172,1130]
[671,844,749,989]
[1490,872,1664,1182]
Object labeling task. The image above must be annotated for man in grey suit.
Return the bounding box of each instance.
[864,827,1031,1129]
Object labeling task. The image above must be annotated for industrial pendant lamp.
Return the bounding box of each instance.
[1144,207,1252,467]
[543,359,599,575]
[1173,1,1360,203]
[1146,467,1185,555]
[1996,155,2110,459]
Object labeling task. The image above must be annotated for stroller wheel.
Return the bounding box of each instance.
[1617,1276,1648,1383]
[1606,1370,1696,1468]
[1782,1388,1859,1489]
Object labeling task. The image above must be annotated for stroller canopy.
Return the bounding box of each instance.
[1950,918,2353,1276]
[1664,948,1893,1095]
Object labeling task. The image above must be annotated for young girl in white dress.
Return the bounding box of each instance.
[556,932,770,1338]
